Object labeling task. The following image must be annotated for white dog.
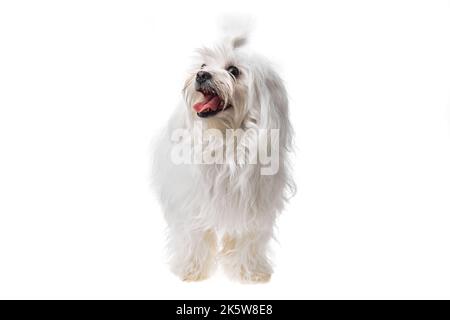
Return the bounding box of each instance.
[152,21,294,283]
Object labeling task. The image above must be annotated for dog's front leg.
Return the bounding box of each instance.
[168,227,217,281]
[220,231,273,283]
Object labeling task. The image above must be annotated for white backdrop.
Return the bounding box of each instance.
[1,0,450,299]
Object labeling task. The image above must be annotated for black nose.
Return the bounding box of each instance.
[196,71,212,84]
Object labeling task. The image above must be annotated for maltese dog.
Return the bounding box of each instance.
[152,19,294,283]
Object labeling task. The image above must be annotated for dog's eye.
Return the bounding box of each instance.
[201,64,206,68]
[227,65,240,78]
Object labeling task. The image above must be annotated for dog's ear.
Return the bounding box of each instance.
[247,62,293,150]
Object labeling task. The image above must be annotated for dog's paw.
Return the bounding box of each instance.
[222,264,272,284]
[177,264,213,282]
[182,271,209,282]
[176,259,216,282]
[239,270,272,284]
[221,260,272,284]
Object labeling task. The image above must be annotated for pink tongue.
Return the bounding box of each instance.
[193,96,221,113]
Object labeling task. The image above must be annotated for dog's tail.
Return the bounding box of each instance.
[218,14,253,49]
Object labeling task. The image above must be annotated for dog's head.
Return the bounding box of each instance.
[183,30,290,137]
[182,36,249,126]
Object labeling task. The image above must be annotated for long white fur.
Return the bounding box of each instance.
[152,21,294,283]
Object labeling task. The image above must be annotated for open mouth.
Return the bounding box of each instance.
[193,88,230,118]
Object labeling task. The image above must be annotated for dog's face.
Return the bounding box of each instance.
[193,63,239,118]
[183,41,251,128]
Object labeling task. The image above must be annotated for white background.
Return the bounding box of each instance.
[1,0,449,299]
